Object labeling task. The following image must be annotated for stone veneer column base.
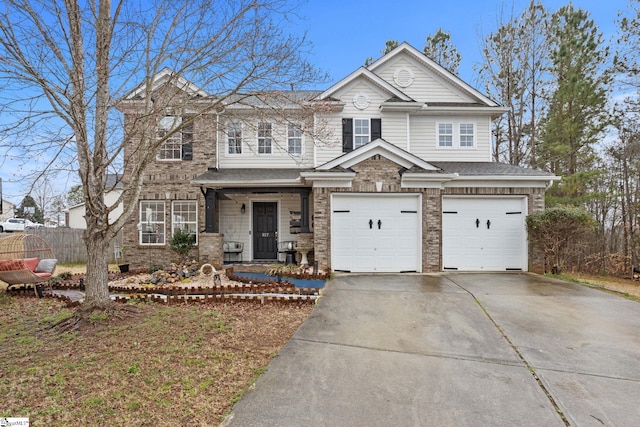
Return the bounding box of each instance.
[198,233,224,268]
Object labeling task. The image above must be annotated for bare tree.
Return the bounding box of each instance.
[476,1,549,167]
[0,0,323,309]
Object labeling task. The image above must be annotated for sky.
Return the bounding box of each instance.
[0,0,632,208]
[296,0,629,85]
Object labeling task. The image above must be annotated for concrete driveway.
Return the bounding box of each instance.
[221,273,640,427]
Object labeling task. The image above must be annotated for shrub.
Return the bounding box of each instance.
[169,229,196,263]
[526,206,595,274]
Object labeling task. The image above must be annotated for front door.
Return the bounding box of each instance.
[253,202,278,260]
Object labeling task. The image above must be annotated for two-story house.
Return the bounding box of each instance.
[118,43,556,273]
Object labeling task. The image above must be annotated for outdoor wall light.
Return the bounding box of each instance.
[241,203,246,214]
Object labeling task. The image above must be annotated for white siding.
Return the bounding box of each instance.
[409,115,491,162]
[374,56,473,103]
[381,112,408,149]
[219,193,309,261]
[66,190,123,229]
[313,113,343,166]
[332,81,385,118]
[218,115,316,169]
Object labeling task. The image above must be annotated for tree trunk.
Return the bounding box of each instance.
[83,232,111,308]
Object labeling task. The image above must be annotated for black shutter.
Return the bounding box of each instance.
[371,118,382,141]
[342,118,353,153]
[182,143,193,160]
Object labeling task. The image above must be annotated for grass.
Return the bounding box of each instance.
[552,272,640,302]
[0,296,313,426]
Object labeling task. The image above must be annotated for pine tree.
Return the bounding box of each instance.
[423,28,461,75]
[540,4,610,204]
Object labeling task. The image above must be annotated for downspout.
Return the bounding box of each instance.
[215,112,220,170]
[406,112,411,151]
[313,112,317,167]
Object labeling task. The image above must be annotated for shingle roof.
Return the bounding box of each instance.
[429,162,554,177]
[192,168,310,186]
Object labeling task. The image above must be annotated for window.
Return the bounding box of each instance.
[140,201,165,245]
[227,122,242,154]
[258,122,272,154]
[157,116,193,160]
[342,118,381,152]
[438,123,453,147]
[459,123,475,147]
[288,123,303,155]
[437,122,476,148]
[172,201,198,244]
[354,119,370,149]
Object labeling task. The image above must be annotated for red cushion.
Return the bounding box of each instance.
[34,272,52,278]
[0,259,21,271]
[24,258,39,272]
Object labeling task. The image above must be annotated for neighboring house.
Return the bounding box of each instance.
[118,42,557,272]
[66,174,124,229]
[0,199,16,223]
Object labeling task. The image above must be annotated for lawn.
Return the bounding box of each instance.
[0,292,313,426]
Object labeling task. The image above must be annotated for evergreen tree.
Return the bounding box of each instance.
[540,4,610,203]
[15,195,44,224]
[614,0,640,100]
[423,28,461,75]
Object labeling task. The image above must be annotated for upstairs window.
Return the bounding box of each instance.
[258,122,272,154]
[342,118,381,152]
[459,123,475,147]
[438,123,453,147]
[227,122,242,154]
[288,123,303,155]
[354,119,370,149]
[437,122,475,148]
[157,116,193,160]
[140,201,165,245]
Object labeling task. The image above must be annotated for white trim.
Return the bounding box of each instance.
[441,195,528,272]
[353,118,370,149]
[287,123,304,156]
[171,200,198,245]
[124,68,209,100]
[367,43,500,107]
[317,68,413,102]
[330,193,422,273]
[436,121,477,149]
[316,138,438,171]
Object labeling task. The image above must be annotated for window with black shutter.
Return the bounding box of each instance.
[342,118,353,153]
[342,118,381,152]
[371,118,382,140]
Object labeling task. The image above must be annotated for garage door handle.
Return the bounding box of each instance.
[487,219,491,229]
[378,219,382,229]
[476,218,480,228]
[369,219,373,229]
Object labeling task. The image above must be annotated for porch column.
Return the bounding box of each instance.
[205,189,218,233]
[300,189,311,233]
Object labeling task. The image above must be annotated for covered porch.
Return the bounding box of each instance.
[192,168,314,266]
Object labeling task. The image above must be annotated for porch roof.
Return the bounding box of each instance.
[192,168,311,188]
[429,162,555,177]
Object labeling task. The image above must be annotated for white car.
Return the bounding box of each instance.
[0,218,44,232]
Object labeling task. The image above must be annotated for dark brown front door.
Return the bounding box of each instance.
[253,202,278,260]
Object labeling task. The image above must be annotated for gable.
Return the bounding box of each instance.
[123,68,209,101]
[368,43,499,107]
[317,138,438,171]
[374,56,472,104]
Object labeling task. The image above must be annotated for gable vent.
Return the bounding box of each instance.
[393,67,414,88]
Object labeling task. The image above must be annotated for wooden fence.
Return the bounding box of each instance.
[23,227,123,264]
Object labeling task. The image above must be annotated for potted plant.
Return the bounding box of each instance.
[116,245,129,273]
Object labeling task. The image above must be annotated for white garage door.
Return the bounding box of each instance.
[331,194,421,273]
[442,197,527,271]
